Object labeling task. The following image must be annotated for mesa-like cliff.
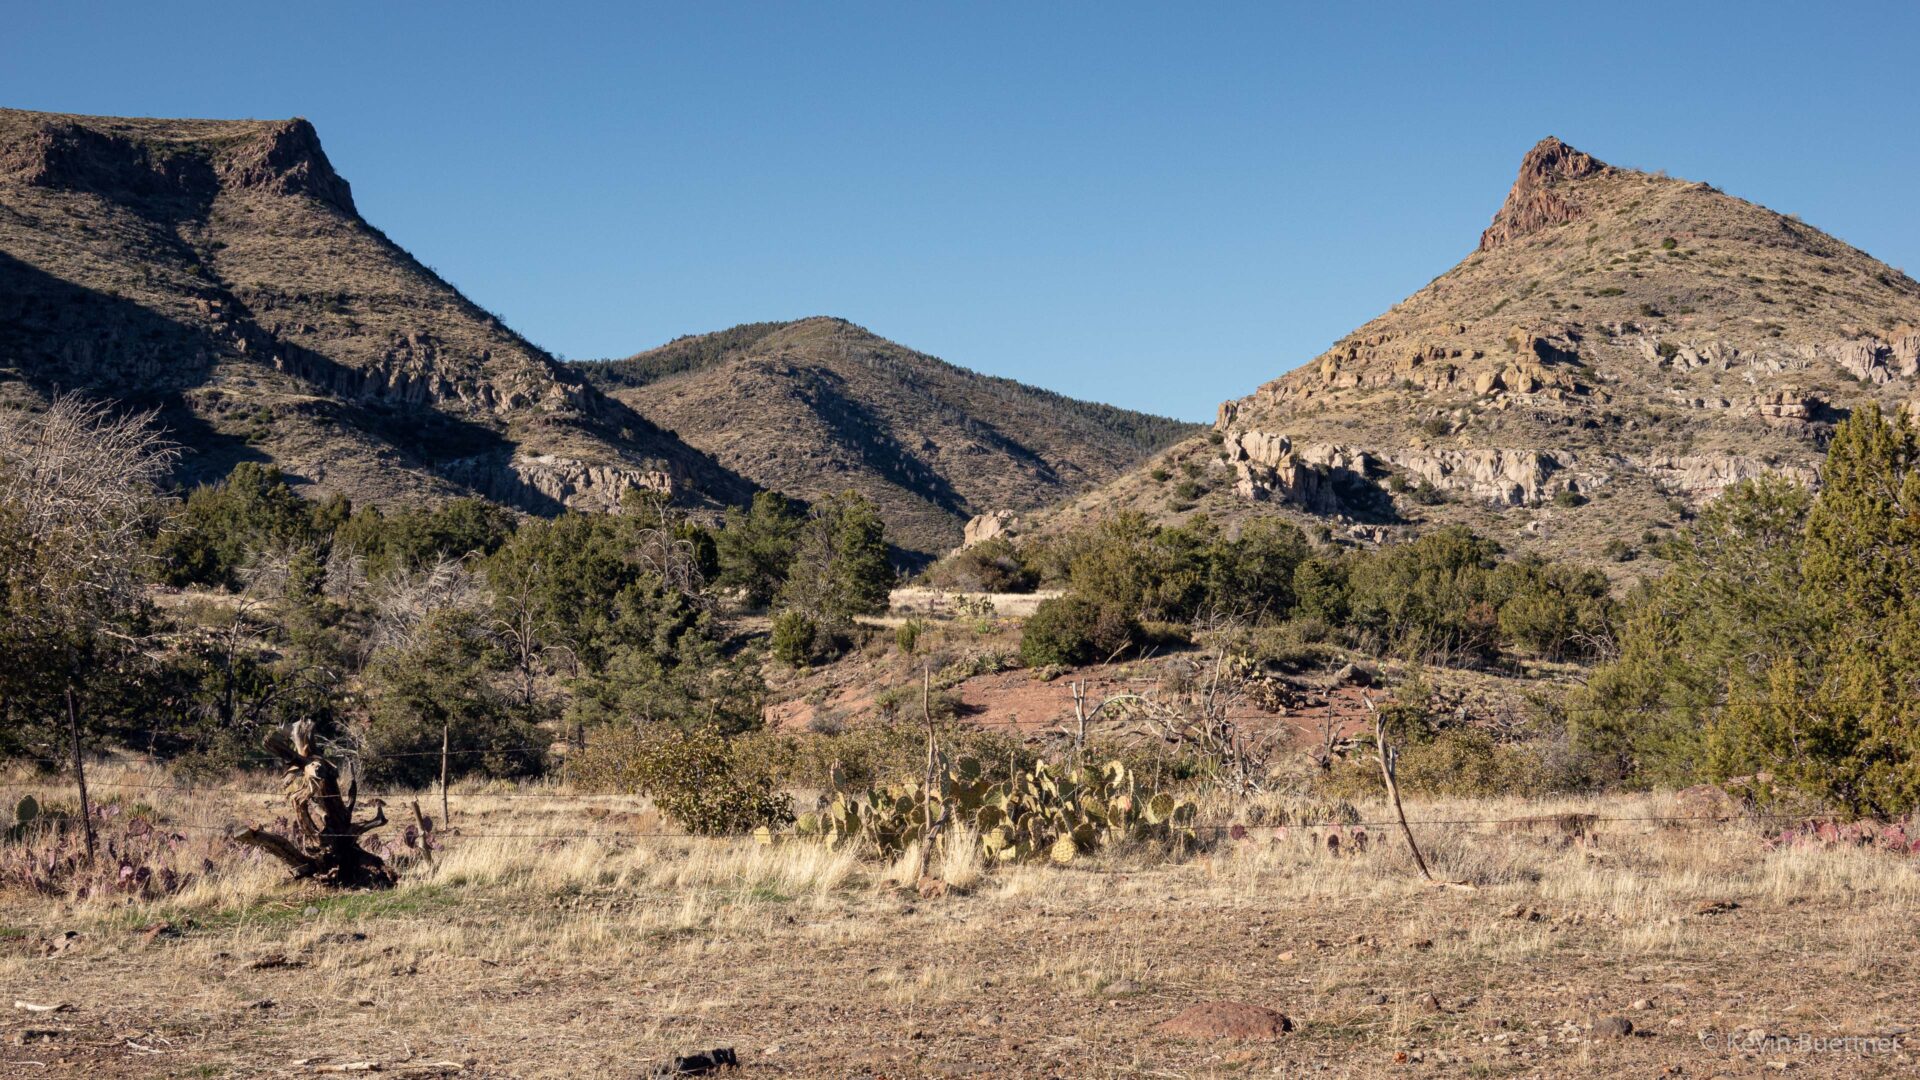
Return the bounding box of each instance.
[1044,137,1920,564]
[579,318,1198,560]
[0,108,750,512]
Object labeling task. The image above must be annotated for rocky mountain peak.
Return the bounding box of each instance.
[0,110,354,214]
[216,118,355,213]
[1478,136,1615,252]
[1046,135,1920,569]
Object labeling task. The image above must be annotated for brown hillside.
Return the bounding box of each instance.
[1042,137,1920,565]
[0,108,750,512]
[581,317,1198,560]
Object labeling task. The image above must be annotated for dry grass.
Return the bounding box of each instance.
[2,767,1916,1077]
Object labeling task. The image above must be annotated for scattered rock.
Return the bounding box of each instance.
[1674,784,1737,821]
[248,953,305,971]
[15,1028,71,1045]
[1592,1016,1635,1039]
[647,1047,738,1077]
[1154,1001,1295,1040]
[138,921,179,945]
[1330,662,1375,687]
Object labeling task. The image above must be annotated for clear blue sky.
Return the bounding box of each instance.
[7,2,1917,421]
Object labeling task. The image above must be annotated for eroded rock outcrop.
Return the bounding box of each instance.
[1385,447,1575,506]
[215,118,355,212]
[1822,332,1920,385]
[0,115,353,213]
[1478,137,1613,251]
[1219,430,1349,514]
[1638,453,1819,499]
[962,509,1019,547]
[440,453,675,513]
[1747,387,1824,423]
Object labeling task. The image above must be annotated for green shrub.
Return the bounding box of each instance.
[771,610,821,667]
[1019,595,1138,667]
[895,619,925,656]
[1318,729,1546,800]
[737,721,1037,792]
[714,491,802,608]
[778,491,896,622]
[1246,620,1341,670]
[158,463,331,587]
[571,723,792,834]
[922,538,1037,593]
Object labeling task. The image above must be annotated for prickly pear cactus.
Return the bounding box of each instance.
[5,795,41,844]
[798,757,1196,866]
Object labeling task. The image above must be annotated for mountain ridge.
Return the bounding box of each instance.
[580,317,1199,559]
[0,107,751,513]
[1039,136,1920,564]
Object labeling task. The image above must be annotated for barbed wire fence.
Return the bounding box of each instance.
[0,696,1876,844]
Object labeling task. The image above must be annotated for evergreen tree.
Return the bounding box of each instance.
[713,491,802,607]
[778,491,896,624]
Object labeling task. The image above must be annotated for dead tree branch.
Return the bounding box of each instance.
[230,720,395,888]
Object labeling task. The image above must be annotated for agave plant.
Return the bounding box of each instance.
[796,757,1197,865]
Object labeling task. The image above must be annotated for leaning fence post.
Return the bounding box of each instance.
[65,685,96,864]
[1366,695,1433,882]
[439,721,452,826]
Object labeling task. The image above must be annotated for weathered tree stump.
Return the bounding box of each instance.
[231,720,395,889]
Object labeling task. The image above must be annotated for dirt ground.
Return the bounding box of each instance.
[2,772,1916,1079]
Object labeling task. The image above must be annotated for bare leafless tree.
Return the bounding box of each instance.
[628,523,708,603]
[480,557,575,714]
[1130,625,1287,795]
[366,556,483,657]
[323,545,369,605]
[0,394,177,617]
[1058,679,1144,766]
[0,395,177,860]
